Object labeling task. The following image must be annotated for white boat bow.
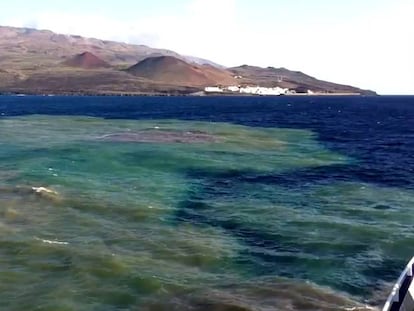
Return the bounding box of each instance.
[383,256,414,311]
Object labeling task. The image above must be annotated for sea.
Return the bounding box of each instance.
[0,95,413,311]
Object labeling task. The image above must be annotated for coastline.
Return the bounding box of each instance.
[0,90,377,97]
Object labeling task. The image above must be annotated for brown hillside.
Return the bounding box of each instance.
[126,56,236,86]
[201,64,236,85]
[63,52,111,69]
[229,65,376,95]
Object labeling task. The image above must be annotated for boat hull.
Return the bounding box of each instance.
[383,257,414,311]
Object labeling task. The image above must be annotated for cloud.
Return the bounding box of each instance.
[3,1,240,49]
[2,0,240,52]
[4,12,123,40]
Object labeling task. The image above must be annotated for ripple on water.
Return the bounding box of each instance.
[0,116,410,310]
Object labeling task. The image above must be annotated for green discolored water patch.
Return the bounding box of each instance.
[0,115,403,310]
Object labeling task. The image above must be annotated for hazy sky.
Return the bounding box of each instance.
[1,0,413,94]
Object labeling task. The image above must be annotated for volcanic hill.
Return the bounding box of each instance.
[63,52,111,69]
[126,56,236,86]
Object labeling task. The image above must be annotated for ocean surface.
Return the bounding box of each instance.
[0,95,413,311]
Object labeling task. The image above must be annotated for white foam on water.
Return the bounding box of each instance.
[32,186,58,195]
[35,237,69,245]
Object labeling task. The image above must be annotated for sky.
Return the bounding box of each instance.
[1,0,413,94]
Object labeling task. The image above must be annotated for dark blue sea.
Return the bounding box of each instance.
[0,95,413,310]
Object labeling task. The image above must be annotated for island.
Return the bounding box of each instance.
[0,26,376,96]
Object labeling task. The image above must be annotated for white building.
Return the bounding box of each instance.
[204,86,224,93]
[204,85,290,96]
[239,86,289,96]
[227,86,240,92]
